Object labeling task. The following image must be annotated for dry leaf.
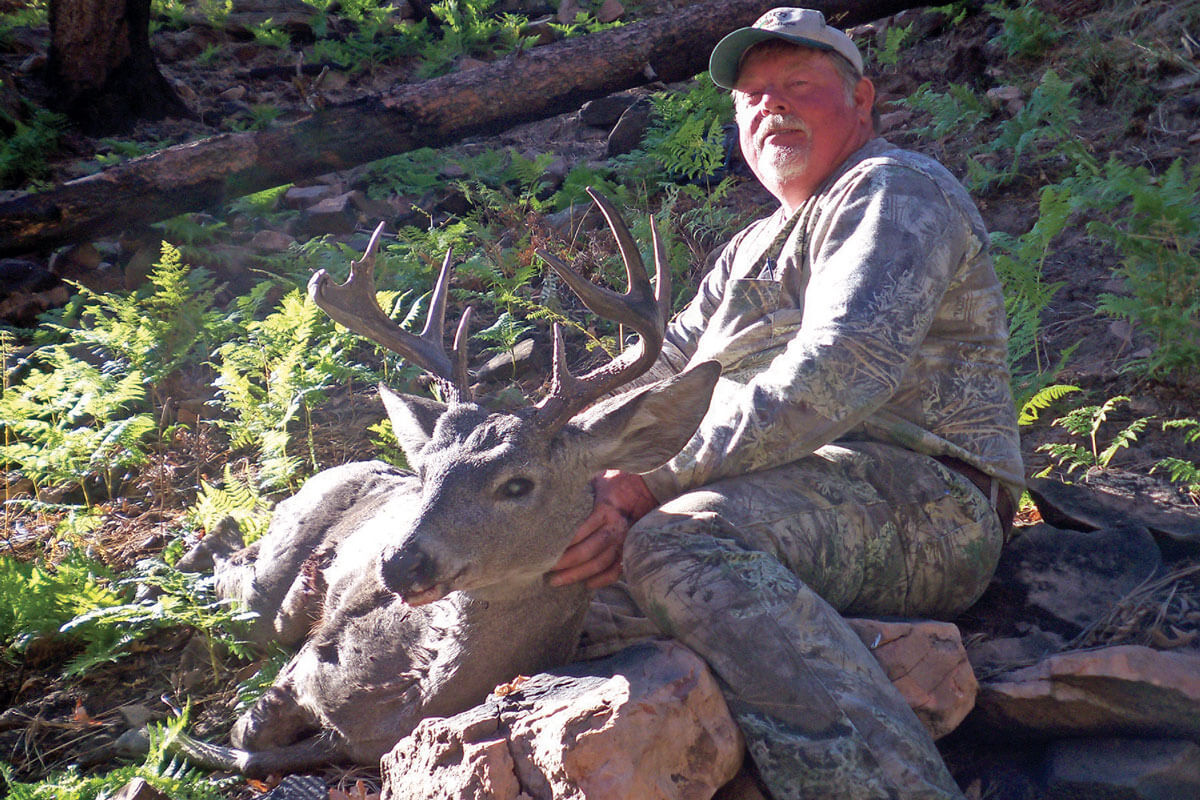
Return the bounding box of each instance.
[71,700,103,727]
[329,779,380,800]
[246,774,282,793]
[493,674,530,696]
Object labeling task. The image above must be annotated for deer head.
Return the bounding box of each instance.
[308,190,719,607]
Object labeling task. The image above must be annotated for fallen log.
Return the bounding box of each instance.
[0,0,921,257]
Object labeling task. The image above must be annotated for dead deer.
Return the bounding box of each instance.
[174,190,720,776]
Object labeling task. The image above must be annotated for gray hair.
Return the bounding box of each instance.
[731,39,876,130]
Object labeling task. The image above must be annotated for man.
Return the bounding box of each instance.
[551,8,1023,799]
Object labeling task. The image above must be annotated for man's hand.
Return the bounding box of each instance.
[549,470,658,589]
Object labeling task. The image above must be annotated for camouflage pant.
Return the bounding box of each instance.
[580,441,1003,800]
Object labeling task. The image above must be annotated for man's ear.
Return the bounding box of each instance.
[854,76,875,125]
[570,361,721,474]
[378,383,446,462]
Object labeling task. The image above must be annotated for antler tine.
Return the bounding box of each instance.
[309,222,472,400]
[533,188,670,433]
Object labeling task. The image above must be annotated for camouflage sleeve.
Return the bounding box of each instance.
[642,163,974,502]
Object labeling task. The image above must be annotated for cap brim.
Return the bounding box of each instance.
[708,28,842,89]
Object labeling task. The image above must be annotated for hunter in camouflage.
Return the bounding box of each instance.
[552,8,1022,800]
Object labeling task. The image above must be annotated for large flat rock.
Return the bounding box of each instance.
[380,640,743,800]
[975,645,1200,739]
[846,618,977,740]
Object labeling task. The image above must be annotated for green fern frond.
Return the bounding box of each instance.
[1018,383,1080,425]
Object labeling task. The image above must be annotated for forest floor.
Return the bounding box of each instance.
[1,0,1199,798]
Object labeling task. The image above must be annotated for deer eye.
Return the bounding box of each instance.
[498,477,534,499]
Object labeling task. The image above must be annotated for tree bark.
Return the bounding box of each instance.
[2,0,921,257]
[48,0,187,134]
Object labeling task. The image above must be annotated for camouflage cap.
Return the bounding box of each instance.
[708,8,864,89]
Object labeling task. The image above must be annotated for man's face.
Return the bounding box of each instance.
[733,45,874,211]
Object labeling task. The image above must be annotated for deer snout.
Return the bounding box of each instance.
[380,544,450,606]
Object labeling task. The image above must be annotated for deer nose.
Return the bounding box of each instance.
[379,545,437,597]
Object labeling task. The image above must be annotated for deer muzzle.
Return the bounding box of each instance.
[379,543,462,606]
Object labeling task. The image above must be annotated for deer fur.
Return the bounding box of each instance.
[175,191,721,776]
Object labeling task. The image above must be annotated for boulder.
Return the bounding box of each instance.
[997,522,1161,637]
[296,193,359,237]
[111,778,171,800]
[846,618,977,740]
[1045,737,1200,800]
[974,645,1200,739]
[1027,475,1200,553]
[579,93,640,129]
[605,97,653,158]
[380,640,743,800]
[959,521,1164,678]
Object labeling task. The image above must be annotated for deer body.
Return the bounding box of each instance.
[180,192,721,776]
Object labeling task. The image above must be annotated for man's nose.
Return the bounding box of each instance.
[757,88,790,115]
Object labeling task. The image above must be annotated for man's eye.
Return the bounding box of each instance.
[498,477,533,498]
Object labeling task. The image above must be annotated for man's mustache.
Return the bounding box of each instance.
[756,115,811,146]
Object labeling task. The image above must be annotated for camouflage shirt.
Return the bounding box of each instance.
[640,138,1024,505]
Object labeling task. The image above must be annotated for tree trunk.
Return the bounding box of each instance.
[2,0,920,256]
[48,0,187,134]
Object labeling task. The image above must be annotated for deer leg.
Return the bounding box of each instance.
[231,685,321,752]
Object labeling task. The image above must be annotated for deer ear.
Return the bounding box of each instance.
[571,360,721,474]
[378,383,446,460]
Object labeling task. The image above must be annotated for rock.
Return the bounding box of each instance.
[380,640,743,800]
[713,767,769,800]
[49,243,102,275]
[249,229,296,252]
[117,703,154,728]
[347,190,395,223]
[1027,476,1200,552]
[0,258,57,295]
[297,193,359,236]
[111,777,170,800]
[475,338,543,383]
[1045,738,1200,800]
[521,16,561,47]
[998,522,1161,637]
[965,629,1066,678]
[975,645,1200,739]
[284,183,340,209]
[0,284,70,327]
[606,97,653,158]
[556,0,580,24]
[596,0,624,24]
[959,522,1163,670]
[579,93,640,128]
[260,774,328,800]
[846,618,977,740]
[986,85,1025,115]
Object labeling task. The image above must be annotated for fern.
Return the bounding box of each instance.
[898,82,989,141]
[986,0,1065,59]
[0,708,231,800]
[991,184,1075,405]
[0,348,156,501]
[185,465,274,544]
[44,242,222,385]
[1077,158,1200,381]
[1036,395,1149,475]
[0,550,121,658]
[619,75,734,184]
[59,558,257,676]
[968,69,1082,192]
[1153,457,1200,493]
[1017,383,1080,426]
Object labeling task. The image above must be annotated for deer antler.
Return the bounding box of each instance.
[308,221,473,402]
[533,188,670,434]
